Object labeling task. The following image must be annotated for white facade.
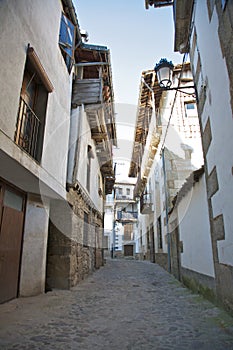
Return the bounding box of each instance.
[0,0,71,195]
[191,2,233,267]
[20,195,50,296]
[68,106,104,213]
[105,180,139,257]
[175,172,215,278]
[0,0,74,299]
[134,64,203,263]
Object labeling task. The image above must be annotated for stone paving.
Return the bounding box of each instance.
[0,259,233,350]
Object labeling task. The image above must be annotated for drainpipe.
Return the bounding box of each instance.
[162,148,171,273]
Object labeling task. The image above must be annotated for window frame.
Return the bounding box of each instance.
[59,12,75,73]
[15,47,53,162]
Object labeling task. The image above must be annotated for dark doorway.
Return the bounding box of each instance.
[124,244,134,257]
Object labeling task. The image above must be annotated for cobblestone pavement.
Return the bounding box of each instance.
[0,259,233,350]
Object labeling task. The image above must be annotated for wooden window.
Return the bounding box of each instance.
[15,47,53,162]
[59,13,75,73]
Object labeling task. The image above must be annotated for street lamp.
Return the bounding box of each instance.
[154,58,174,88]
[154,58,195,92]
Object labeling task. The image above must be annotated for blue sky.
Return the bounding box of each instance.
[74,0,182,106]
[74,1,183,179]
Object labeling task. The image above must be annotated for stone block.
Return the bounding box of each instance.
[203,118,212,156]
[207,166,219,199]
[212,214,225,241]
[215,263,233,314]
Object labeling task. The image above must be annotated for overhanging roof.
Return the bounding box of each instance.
[128,70,162,179]
[174,0,194,53]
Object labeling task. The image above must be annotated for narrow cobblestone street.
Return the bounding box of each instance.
[0,259,233,350]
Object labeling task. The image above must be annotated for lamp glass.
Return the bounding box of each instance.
[157,66,173,88]
[154,58,174,89]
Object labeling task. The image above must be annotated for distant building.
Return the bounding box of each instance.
[114,182,138,258]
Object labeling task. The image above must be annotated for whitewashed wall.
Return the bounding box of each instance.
[76,110,104,213]
[0,0,71,194]
[177,174,215,277]
[19,195,50,296]
[193,1,233,266]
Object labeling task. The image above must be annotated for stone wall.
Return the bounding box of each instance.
[196,0,233,315]
[155,253,168,271]
[181,267,216,303]
[46,188,104,291]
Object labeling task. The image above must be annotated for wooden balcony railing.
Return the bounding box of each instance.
[140,193,153,214]
[117,211,138,221]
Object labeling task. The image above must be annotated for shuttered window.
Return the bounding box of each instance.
[59,13,75,73]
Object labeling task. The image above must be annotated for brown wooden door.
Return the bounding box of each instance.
[0,185,25,303]
[124,245,133,257]
[170,228,181,281]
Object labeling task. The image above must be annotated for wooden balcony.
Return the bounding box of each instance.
[140,193,153,214]
[72,78,102,106]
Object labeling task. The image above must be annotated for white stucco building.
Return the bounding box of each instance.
[169,167,215,294]
[172,0,233,313]
[0,0,76,303]
[129,63,203,266]
[145,0,233,312]
[0,0,116,303]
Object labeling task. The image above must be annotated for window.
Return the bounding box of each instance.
[87,145,94,192]
[221,0,227,9]
[157,216,163,250]
[15,47,53,162]
[4,190,24,212]
[185,102,197,118]
[59,13,75,73]
[126,188,130,196]
[118,188,123,195]
[83,212,89,247]
[186,103,195,110]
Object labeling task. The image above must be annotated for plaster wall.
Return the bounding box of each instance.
[194,2,233,266]
[67,106,82,185]
[178,174,215,277]
[75,110,103,213]
[161,89,203,170]
[0,0,71,189]
[19,195,50,296]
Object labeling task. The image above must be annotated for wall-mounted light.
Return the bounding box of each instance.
[154,58,195,92]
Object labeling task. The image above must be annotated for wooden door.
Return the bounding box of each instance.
[170,228,181,281]
[0,184,25,303]
[124,245,133,257]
